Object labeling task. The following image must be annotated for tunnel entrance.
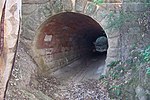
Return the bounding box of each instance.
[33,12,108,83]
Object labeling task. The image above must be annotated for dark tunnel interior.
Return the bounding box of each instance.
[36,12,108,76]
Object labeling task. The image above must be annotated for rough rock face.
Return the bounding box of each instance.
[0,0,21,99]
[0,2,6,99]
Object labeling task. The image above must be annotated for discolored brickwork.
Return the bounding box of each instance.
[34,12,106,72]
[21,0,122,73]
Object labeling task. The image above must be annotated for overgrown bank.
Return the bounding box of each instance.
[100,45,150,99]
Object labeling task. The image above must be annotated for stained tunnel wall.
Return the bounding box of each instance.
[21,0,123,75]
[34,12,107,73]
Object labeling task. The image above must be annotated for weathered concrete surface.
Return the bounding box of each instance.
[0,0,5,17]
[0,0,21,99]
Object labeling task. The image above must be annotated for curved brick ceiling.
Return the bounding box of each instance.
[37,12,105,50]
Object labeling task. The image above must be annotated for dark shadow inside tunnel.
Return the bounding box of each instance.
[35,12,108,81]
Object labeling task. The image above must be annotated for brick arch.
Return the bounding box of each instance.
[32,12,109,73]
[21,0,121,74]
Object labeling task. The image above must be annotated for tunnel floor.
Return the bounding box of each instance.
[29,52,109,99]
[35,52,109,99]
[49,52,106,84]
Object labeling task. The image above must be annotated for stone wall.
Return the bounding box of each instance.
[21,0,122,74]
[120,3,150,61]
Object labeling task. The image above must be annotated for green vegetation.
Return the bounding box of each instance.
[107,11,137,29]
[92,0,150,99]
[93,0,104,4]
[100,45,150,99]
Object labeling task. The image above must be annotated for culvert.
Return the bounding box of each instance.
[33,12,108,83]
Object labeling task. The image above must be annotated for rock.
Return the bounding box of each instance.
[51,0,63,13]
[23,0,49,4]
[22,4,38,15]
[85,2,97,15]
[75,0,87,12]
[135,85,147,100]
[62,0,73,11]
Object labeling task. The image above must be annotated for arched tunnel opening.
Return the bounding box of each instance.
[34,12,108,83]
